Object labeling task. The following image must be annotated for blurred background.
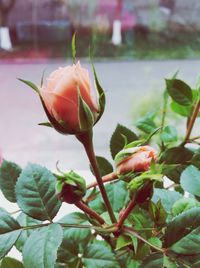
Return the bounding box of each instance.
[0,0,200,169]
[1,0,200,59]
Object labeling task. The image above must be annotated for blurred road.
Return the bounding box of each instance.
[0,59,200,170]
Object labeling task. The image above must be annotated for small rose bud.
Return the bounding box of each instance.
[40,62,101,134]
[56,170,86,204]
[134,181,154,204]
[115,146,157,175]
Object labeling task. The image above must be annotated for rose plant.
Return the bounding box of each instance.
[0,39,199,268]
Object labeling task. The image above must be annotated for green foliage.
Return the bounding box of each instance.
[15,213,42,252]
[172,198,200,216]
[160,125,177,143]
[152,189,182,213]
[0,160,22,202]
[58,212,91,242]
[23,224,63,268]
[1,62,200,266]
[15,163,61,221]
[110,124,138,159]
[166,79,193,106]
[82,241,119,268]
[180,165,200,197]
[136,112,157,134]
[91,156,113,177]
[0,257,24,268]
[0,209,21,259]
[164,208,200,250]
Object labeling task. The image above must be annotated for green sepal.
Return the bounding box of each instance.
[91,62,106,124]
[115,147,141,167]
[128,173,162,197]
[55,171,86,204]
[18,78,40,94]
[71,32,76,63]
[78,89,94,131]
[40,69,46,87]
[38,122,52,128]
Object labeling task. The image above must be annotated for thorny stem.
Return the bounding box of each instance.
[123,226,166,254]
[87,172,118,189]
[183,99,200,145]
[75,201,105,225]
[22,222,116,234]
[117,198,136,230]
[76,131,117,224]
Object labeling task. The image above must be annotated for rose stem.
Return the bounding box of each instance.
[75,201,105,225]
[76,131,117,224]
[87,172,117,189]
[123,226,166,253]
[117,198,136,230]
[183,99,200,145]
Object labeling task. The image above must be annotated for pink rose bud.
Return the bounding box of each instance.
[40,61,101,134]
[115,146,157,175]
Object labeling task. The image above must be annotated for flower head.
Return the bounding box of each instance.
[115,145,157,175]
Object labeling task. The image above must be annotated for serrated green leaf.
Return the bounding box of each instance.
[15,213,42,252]
[140,252,178,267]
[139,253,163,268]
[191,153,200,169]
[57,213,91,266]
[116,250,139,268]
[162,164,186,183]
[180,165,200,197]
[160,147,193,164]
[82,241,119,268]
[0,208,21,259]
[16,163,61,221]
[110,124,138,159]
[172,198,200,216]
[90,156,113,177]
[127,206,153,234]
[106,181,129,212]
[178,254,200,268]
[163,256,179,268]
[164,207,200,248]
[89,192,106,214]
[160,125,177,143]
[152,189,182,213]
[88,181,129,214]
[170,101,192,117]
[58,212,91,242]
[0,160,22,202]
[148,237,162,248]
[18,78,39,94]
[166,79,192,106]
[116,235,132,250]
[171,226,200,254]
[0,257,24,268]
[136,114,157,134]
[23,224,63,268]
